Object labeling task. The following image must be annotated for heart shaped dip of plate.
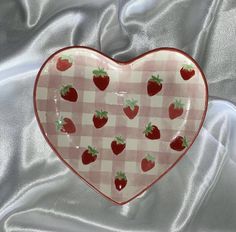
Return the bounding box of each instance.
[34,46,208,205]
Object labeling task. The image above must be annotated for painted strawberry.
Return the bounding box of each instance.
[55,117,76,134]
[111,136,126,155]
[141,154,155,172]
[180,64,195,80]
[56,55,72,71]
[82,146,98,165]
[144,122,160,140]
[93,68,110,91]
[123,99,139,119]
[60,85,78,102]
[114,171,127,191]
[169,99,184,120]
[93,110,108,128]
[147,75,163,96]
[170,136,189,151]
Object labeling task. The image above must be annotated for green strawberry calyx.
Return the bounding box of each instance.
[182,64,194,71]
[115,171,127,180]
[60,84,73,96]
[124,99,138,111]
[115,136,126,145]
[174,99,184,109]
[181,136,189,148]
[87,146,98,157]
[93,68,108,77]
[55,116,65,131]
[144,122,154,135]
[145,154,155,163]
[95,110,108,119]
[150,75,163,85]
[60,55,73,63]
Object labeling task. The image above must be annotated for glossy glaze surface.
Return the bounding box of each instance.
[34,47,208,204]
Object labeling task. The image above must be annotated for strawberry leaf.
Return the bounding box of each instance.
[150,75,163,85]
[182,136,189,148]
[125,99,138,111]
[174,99,184,109]
[95,110,108,119]
[144,122,153,135]
[146,154,155,162]
[55,116,64,131]
[93,67,108,77]
[60,84,73,96]
[115,171,127,180]
[182,64,194,71]
[88,146,98,156]
[60,55,73,63]
[115,136,126,144]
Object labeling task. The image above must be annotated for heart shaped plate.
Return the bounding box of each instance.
[33,46,208,205]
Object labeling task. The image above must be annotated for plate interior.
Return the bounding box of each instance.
[34,47,207,204]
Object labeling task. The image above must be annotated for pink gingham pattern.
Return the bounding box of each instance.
[35,47,207,204]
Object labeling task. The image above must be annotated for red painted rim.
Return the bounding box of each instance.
[33,46,208,205]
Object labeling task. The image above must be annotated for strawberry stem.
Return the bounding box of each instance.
[95,110,108,119]
[182,64,194,71]
[60,55,72,63]
[55,116,64,131]
[182,137,189,148]
[146,154,155,162]
[93,67,108,77]
[174,99,184,109]
[125,99,138,111]
[150,75,163,84]
[144,122,153,135]
[115,171,127,180]
[88,146,98,156]
[115,136,126,144]
[60,84,73,96]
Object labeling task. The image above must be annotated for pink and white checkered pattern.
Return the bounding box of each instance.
[35,48,207,204]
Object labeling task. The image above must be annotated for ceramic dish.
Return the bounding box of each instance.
[33,46,208,205]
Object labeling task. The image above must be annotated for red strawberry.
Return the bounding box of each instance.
[93,110,108,128]
[141,154,155,172]
[114,171,127,191]
[111,136,126,155]
[56,55,72,71]
[170,136,189,151]
[169,99,184,120]
[60,85,78,102]
[55,117,76,134]
[144,122,160,140]
[147,75,163,96]
[180,64,195,80]
[82,146,98,165]
[93,68,110,91]
[123,99,139,119]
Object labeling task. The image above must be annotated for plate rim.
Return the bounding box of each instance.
[33,46,209,205]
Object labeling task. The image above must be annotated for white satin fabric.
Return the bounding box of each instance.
[0,0,236,231]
